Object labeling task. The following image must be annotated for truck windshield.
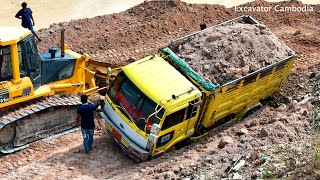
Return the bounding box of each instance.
[108,71,164,126]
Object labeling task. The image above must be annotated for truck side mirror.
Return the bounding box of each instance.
[106,67,112,85]
[107,67,112,74]
[137,118,147,131]
[150,123,161,136]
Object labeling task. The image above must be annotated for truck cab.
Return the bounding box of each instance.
[99,54,202,161]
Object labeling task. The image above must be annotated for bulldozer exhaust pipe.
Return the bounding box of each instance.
[61,28,65,57]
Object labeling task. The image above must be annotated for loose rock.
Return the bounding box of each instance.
[232,172,242,180]
[218,136,234,148]
[237,128,249,136]
[259,128,269,138]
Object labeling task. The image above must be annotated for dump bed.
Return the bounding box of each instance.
[162,16,295,128]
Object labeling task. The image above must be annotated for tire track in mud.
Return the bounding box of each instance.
[0,131,136,179]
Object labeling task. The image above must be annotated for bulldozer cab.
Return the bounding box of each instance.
[0,27,80,93]
[0,27,85,109]
[0,28,41,89]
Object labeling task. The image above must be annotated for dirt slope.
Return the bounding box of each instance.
[1,0,320,179]
[36,0,319,65]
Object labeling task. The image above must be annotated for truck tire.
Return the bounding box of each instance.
[175,137,191,150]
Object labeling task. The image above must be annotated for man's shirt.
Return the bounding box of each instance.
[16,8,33,28]
[77,103,96,129]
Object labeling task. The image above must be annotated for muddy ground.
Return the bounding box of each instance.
[1,0,320,179]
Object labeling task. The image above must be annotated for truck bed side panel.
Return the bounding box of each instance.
[201,57,295,128]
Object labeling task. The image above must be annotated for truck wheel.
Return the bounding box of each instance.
[0,123,16,147]
[175,138,191,150]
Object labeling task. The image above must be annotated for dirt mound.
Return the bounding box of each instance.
[36,0,233,66]
[170,19,292,84]
[36,0,319,68]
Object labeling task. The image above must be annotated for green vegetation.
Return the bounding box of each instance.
[314,145,320,168]
[310,107,320,131]
[261,170,275,179]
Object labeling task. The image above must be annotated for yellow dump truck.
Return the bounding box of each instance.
[98,16,295,162]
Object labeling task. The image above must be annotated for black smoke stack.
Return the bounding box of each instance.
[61,28,65,57]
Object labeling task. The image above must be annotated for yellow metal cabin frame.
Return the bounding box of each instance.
[0,27,100,109]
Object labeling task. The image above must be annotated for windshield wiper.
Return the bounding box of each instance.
[115,102,136,124]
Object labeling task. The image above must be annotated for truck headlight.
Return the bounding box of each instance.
[147,133,158,150]
[150,123,161,136]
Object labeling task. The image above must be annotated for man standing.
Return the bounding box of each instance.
[76,94,96,154]
[15,2,41,42]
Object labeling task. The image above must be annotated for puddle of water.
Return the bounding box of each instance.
[0,0,319,29]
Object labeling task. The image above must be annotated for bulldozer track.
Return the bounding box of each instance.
[0,95,82,154]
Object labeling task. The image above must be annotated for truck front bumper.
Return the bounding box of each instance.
[98,111,149,162]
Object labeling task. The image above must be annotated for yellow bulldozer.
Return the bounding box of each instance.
[0,27,113,153]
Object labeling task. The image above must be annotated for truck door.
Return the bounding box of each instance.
[185,99,202,135]
[156,101,201,150]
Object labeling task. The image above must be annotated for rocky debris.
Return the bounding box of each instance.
[221,163,231,173]
[170,21,291,85]
[277,104,287,112]
[68,167,75,170]
[232,172,242,179]
[288,100,298,110]
[218,136,234,149]
[236,128,249,136]
[163,171,176,179]
[249,152,259,161]
[259,128,270,138]
[232,160,246,172]
[293,30,303,36]
[26,149,34,154]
